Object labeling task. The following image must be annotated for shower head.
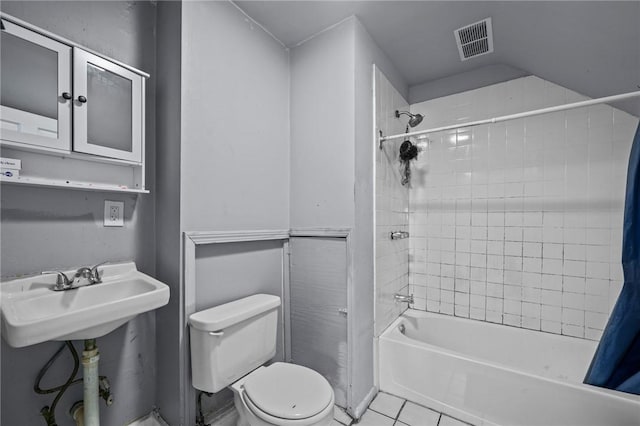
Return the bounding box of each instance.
[395,110,424,128]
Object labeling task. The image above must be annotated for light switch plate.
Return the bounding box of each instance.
[104,200,124,227]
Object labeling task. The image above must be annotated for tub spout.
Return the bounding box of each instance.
[394,293,414,304]
[390,231,410,240]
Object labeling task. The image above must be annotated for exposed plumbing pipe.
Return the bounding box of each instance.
[99,377,114,406]
[34,341,111,425]
[70,402,85,426]
[34,341,80,426]
[196,391,214,426]
[82,339,100,426]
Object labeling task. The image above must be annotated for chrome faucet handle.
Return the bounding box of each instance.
[41,271,72,290]
[90,262,107,283]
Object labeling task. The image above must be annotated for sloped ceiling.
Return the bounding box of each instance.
[235,1,640,117]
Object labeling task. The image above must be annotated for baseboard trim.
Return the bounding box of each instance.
[351,386,378,420]
[126,408,170,426]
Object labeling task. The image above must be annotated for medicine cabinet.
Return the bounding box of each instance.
[0,14,148,193]
[73,49,143,163]
[0,19,71,151]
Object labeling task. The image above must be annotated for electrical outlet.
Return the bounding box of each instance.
[104,200,124,227]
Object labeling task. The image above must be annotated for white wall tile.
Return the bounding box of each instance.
[523,227,543,242]
[585,328,604,341]
[542,243,563,259]
[562,308,585,327]
[541,274,563,291]
[375,69,410,336]
[542,305,562,322]
[563,292,585,310]
[563,276,586,293]
[562,324,585,338]
[406,75,638,341]
[523,242,542,258]
[541,289,562,306]
[541,320,562,334]
[542,259,563,275]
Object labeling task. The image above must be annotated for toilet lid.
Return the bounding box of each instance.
[243,362,333,420]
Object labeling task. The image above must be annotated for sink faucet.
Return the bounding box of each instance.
[42,262,106,291]
[72,262,105,287]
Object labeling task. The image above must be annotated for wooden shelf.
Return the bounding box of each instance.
[0,175,149,194]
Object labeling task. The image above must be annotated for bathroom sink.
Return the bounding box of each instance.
[1,262,170,348]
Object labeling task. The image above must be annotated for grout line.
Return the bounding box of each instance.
[333,405,353,426]
[395,399,408,423]
[368,406,396,420]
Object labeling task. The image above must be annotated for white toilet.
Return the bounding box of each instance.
[189,294,335,426]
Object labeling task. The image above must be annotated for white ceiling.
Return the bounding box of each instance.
[235,1,640,116]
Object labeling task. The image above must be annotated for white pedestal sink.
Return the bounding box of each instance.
[1,261,170,348]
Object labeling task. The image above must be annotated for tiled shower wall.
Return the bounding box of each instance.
[374,67,410,336]
[409,76,639,340]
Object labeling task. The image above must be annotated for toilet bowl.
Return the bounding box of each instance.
[189,295,335,426]
[231,363,334,426]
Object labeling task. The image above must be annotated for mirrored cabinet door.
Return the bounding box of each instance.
[73,48,142,163]
[0,19,72,151]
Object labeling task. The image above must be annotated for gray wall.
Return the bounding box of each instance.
[192,240,288,416]
[195,241,286,362]
[0,1,157,425]
[352,17,408,412]
[290,18,355,230]
[180,1,290,232]
[155,2,291,424]
[289,236,349,407]
[409,64,529,105]
[154,1,183,425]
[289,19,356,411]
[289,16,407,415]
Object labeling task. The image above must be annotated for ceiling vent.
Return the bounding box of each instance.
[454,18,494,61]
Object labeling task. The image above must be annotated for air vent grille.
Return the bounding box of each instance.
[455,18,494,61]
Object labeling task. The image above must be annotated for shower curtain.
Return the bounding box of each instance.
[584,122,640,394]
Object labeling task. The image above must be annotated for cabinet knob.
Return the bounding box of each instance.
[77,95,87,103]
[62,92,72,100]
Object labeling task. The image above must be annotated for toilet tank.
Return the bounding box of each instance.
[189,294,280,393]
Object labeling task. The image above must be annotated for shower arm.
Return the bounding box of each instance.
[379,89,640,148]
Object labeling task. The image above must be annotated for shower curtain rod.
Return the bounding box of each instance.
[379,89,640,147]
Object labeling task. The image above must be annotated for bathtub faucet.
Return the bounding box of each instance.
[394,293,414,304]
[390,231,410,240]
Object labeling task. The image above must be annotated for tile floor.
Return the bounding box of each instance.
[335,392,473,426]
[211,391,473,426]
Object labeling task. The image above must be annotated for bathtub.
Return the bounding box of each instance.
[379,310,640,426]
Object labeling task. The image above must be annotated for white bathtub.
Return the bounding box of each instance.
[379,310,640,426]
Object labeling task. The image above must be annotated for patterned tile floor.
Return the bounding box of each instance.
[334,392,474,426]
[211,391,474,426]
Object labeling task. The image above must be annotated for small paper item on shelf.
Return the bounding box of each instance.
[0,157,21,170]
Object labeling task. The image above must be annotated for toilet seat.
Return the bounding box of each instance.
[242,362,334,425]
